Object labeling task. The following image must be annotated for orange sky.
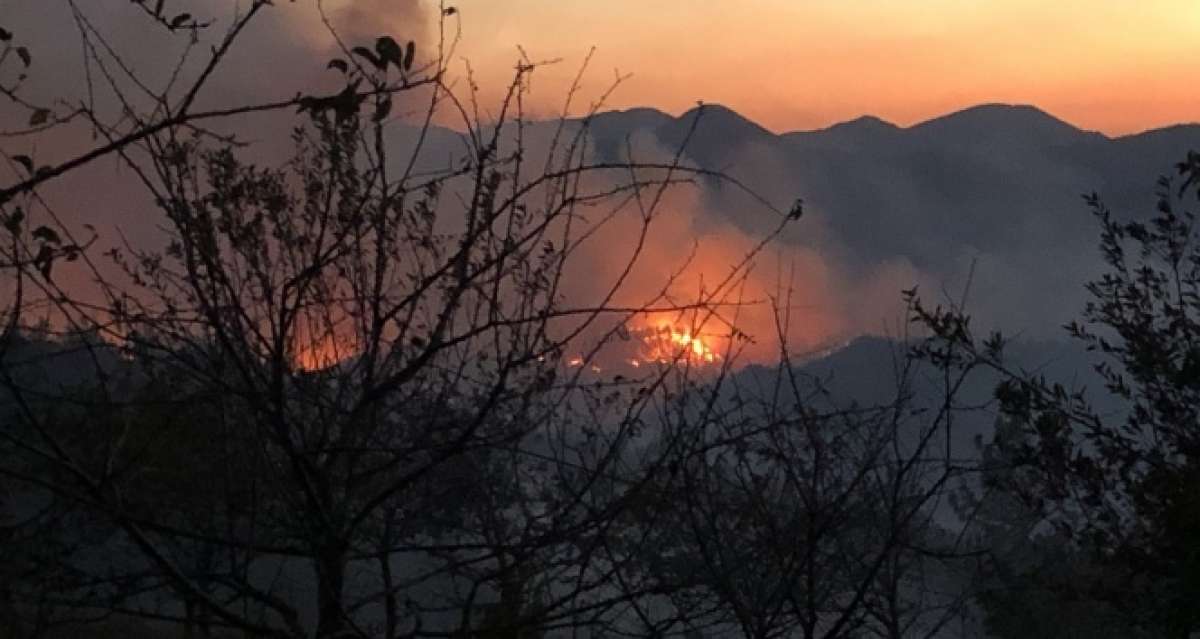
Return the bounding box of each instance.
[413,0,1199,135]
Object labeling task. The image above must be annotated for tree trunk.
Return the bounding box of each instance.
[315,544,348,638]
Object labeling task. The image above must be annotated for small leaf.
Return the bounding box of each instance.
[32,225,61,245]
[15,46,30,67]
[3,207,23,233]
[0,27,12,42]
[375,36,403,69]
[28,108,50,126]
[351,46,383,70]
[330,79,364,121]
[153,0,165,17]
[327,58,348,73]
[373,96,392,123]
[35,244,53,280]
[12,155,33,174]
[787,198,804,220]
[443,6,457,16]
[296,95,322,114]
[169,13,191,30]
[404,41,415,71]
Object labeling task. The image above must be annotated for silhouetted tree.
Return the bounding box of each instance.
[949,415,1141,639]
[0,4,806,638]
[0,5,1000,639]
[607,316,983,639]
[912,151,1200,638]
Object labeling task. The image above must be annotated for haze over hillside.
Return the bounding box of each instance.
[23,97,1200,360]
[576,103,1200,340]
[141,101,1200,357]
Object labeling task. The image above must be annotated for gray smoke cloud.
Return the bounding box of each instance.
[330,0,428,46]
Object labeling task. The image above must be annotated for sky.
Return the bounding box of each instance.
[416,0,1200,135]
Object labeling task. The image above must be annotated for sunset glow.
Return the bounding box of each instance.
[414,0,1199,135]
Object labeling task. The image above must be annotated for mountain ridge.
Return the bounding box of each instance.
[405,102,1200,340]
[586,101,1198,142]
[566,101,1200,339]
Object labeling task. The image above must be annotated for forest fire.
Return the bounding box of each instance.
[294,342,343,372]
[565,319,727,372]
[292,330,357,372]
[633,323,723,366]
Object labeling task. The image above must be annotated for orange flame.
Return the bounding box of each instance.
[561,319,726,373]
[292,331,357,372]
[630,321,724,367]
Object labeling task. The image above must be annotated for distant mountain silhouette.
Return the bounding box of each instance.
[577,103,1200,335]
[390,103,1200,337]
[782,115,903,151]
[653,104,777,168]
[584,107,675,161]
[906,103,1100,147]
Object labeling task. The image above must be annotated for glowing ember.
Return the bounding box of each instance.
[632,322,723,367]
[563,356,603,373]
[556,319,732,372]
